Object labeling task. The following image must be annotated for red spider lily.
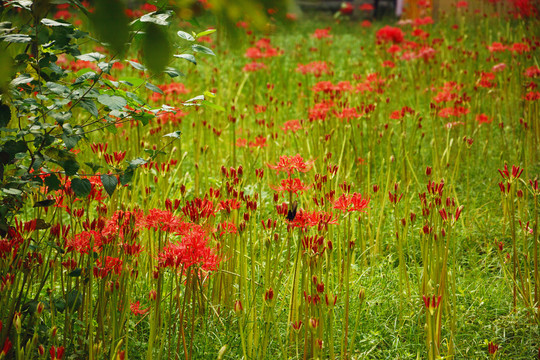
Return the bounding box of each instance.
[509,42,530,53]
[93,256,123,279]
[476,114,493,124]
[488,341,499,355]
[65,231,105,254]
[50,346,65,360]
[267,154,314,176]
[157,229,219,272]
[488,42,506,52]
[216,199,241,213]
[242,62,267,72]
[376,26,404,44]
[359,3,374,11]
[524,65,540,78]
[270,178,310,195]
[361,20,372,27]
[0,337,11,358]
[340,2,354,15]
[281,119,303,133]
[301,235,325,255]
[249,135,267,148]
[524,91,540,101]
[178,199,209,224]
[312,28,332,39]
[217,221,237,236]
[140,208,185,233]
[289,210,339,231]
[232,300,243,315]
[296,61,330,77]
[492,63,506,72]
[335,107,361,120]
[130,301,150,316]
[422,294,442,315]
[333,193,370,212]
[509,0,538,18]
[498,164,524,181]
[456,1,468,8]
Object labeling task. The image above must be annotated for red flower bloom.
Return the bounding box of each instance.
[312,28,332,39]
[281,120,303,133]
[130,301,150,316]
[157,229,219,271]
[296,61,330,77]
[270,178,310,195]
[268,154,314,176]
[475,114,493,124]
[376,26,404,44]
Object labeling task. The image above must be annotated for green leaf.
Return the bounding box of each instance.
[100,174,117,196]
[91,0,129,55]
[196,29,217,38]
[10,74,34,86]
[119,168,134,185]
[61,159,80,176]
[74,71,98,85]
[71,178,91,197]
[97,94,127,110]
[0,103,10,128]
[77,98,98,118]
[126,60,146,71]
[163,67,183,78]
[163,130,181,139]
[128,157,147,168]
[41,18,71,27]
[2,188,22,196]
[120,77,145,87]
[142,23,171,74]
[140,11,170,26]
[62,133,80,150]
[191,44,215,56]
[1,34,32,43]
[34,199,55,207]
[51,111,72,125]
[76,52,106,62]
[66,289,83,311]
[174,54,196,65]
[177,31,195,41]
[145,82,164,94]
[46,81,70,96]
[68,268,83,277]
[44,174,61,192]
[203,101,225,112]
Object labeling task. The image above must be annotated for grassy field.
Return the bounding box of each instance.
[0,1,539,359]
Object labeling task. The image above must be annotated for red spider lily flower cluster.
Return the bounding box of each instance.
[281,119,303,133]
[130,301,150,316]
[288,210,339,231]
[488,341,499,355]
[475,114,493,125]
[242,62,267,72]
[333,193,370,213]
[50,345,65,360]
[376,26,405,44]
[267,154,314,176]
[339,2,354,15]
[498,164,524,193]
[422,294,442,315]
[245,38,283,60]
[157,228,219,272]
[312,28,332,39]
[93,256,123,279]
[270,178,310,195]
[296,61,330,78]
